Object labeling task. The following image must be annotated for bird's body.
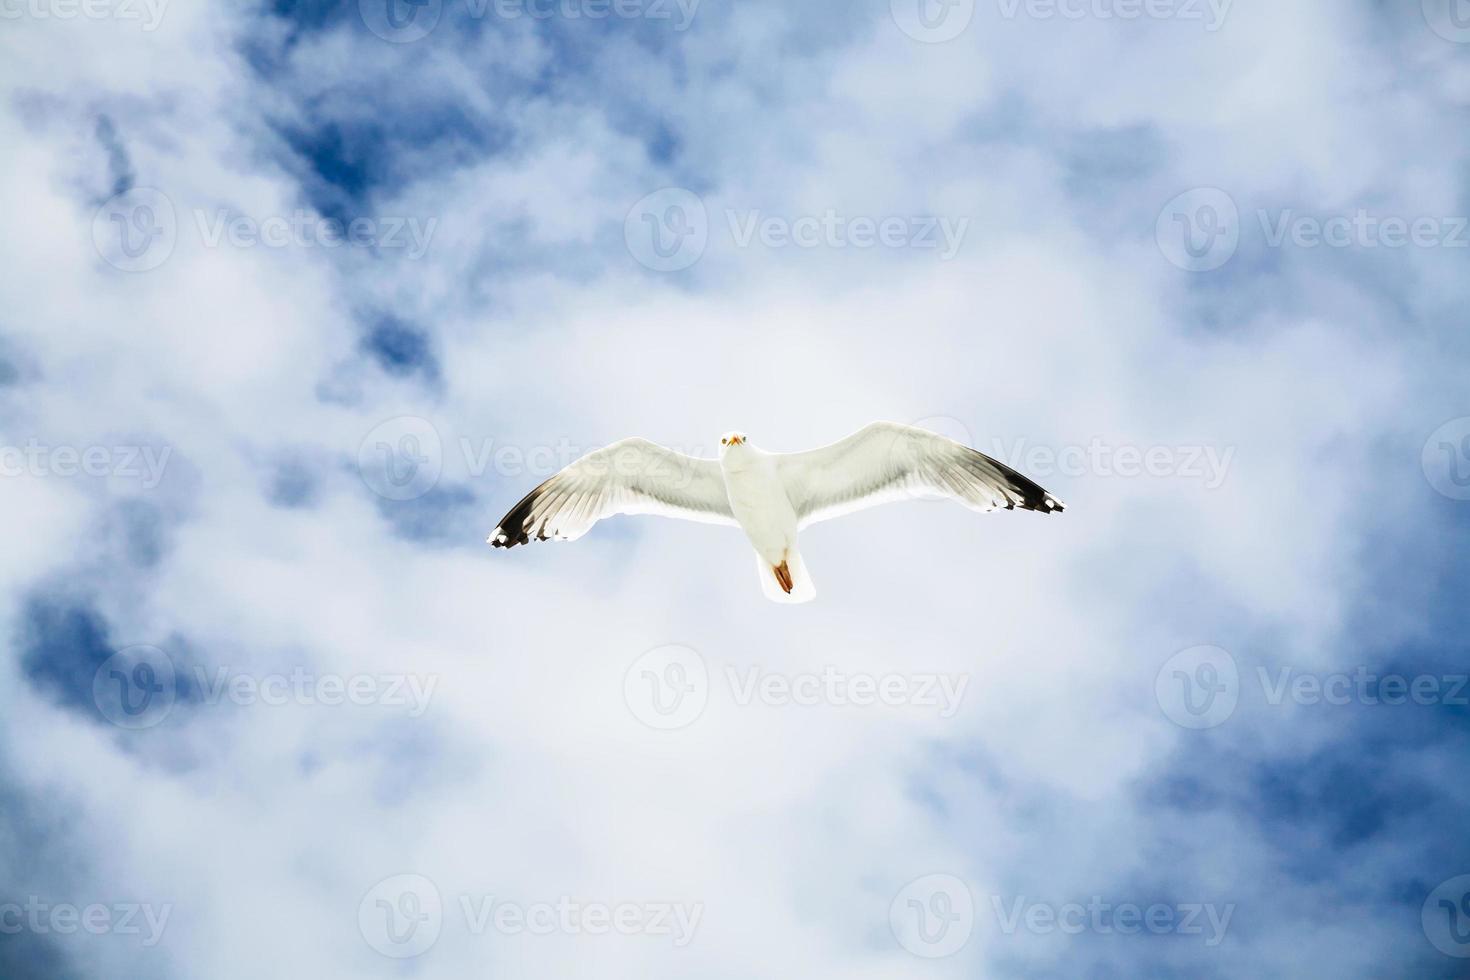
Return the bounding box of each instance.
[718,441,814,602]
[488,422,1064,603]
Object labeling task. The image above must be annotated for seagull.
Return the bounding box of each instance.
[488,421,1065,603]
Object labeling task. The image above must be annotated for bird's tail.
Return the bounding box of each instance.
[757,550,816,604]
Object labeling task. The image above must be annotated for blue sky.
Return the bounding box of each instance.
[2,0,1470,976]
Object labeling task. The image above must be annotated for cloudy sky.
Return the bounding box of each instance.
[3,0,1470,976]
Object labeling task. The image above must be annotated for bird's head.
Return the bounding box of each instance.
[719,431,748,456]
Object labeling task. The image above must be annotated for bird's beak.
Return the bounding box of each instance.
[729,436,743,446]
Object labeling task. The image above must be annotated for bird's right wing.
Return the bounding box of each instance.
[776,421,1065,529]
[489,438,736,548]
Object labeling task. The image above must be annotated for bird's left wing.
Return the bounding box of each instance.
[776,421,1065,529]
[489,438,736,548]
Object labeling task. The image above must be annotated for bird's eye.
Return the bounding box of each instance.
[721,438,728,445]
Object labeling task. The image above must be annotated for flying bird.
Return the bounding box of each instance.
[488,422,1064,603]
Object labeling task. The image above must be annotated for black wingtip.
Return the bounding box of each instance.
[488,480,549,550]
[970,447,1066,515]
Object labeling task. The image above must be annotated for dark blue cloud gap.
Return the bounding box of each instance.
[269,106,508,226]
[19,597,119,717]
[267,455,320,509]
[113,498,171,571]
[361,313,440,383]
[0,917,81,980]
[17,594,202,725]
[645,118,679,164]
[93,114,134,199]
[1248,748,1431,850]
[1063,124,1164,201]
[0,783,79,980]
[374,484,480,546]
[0,335,25,387]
